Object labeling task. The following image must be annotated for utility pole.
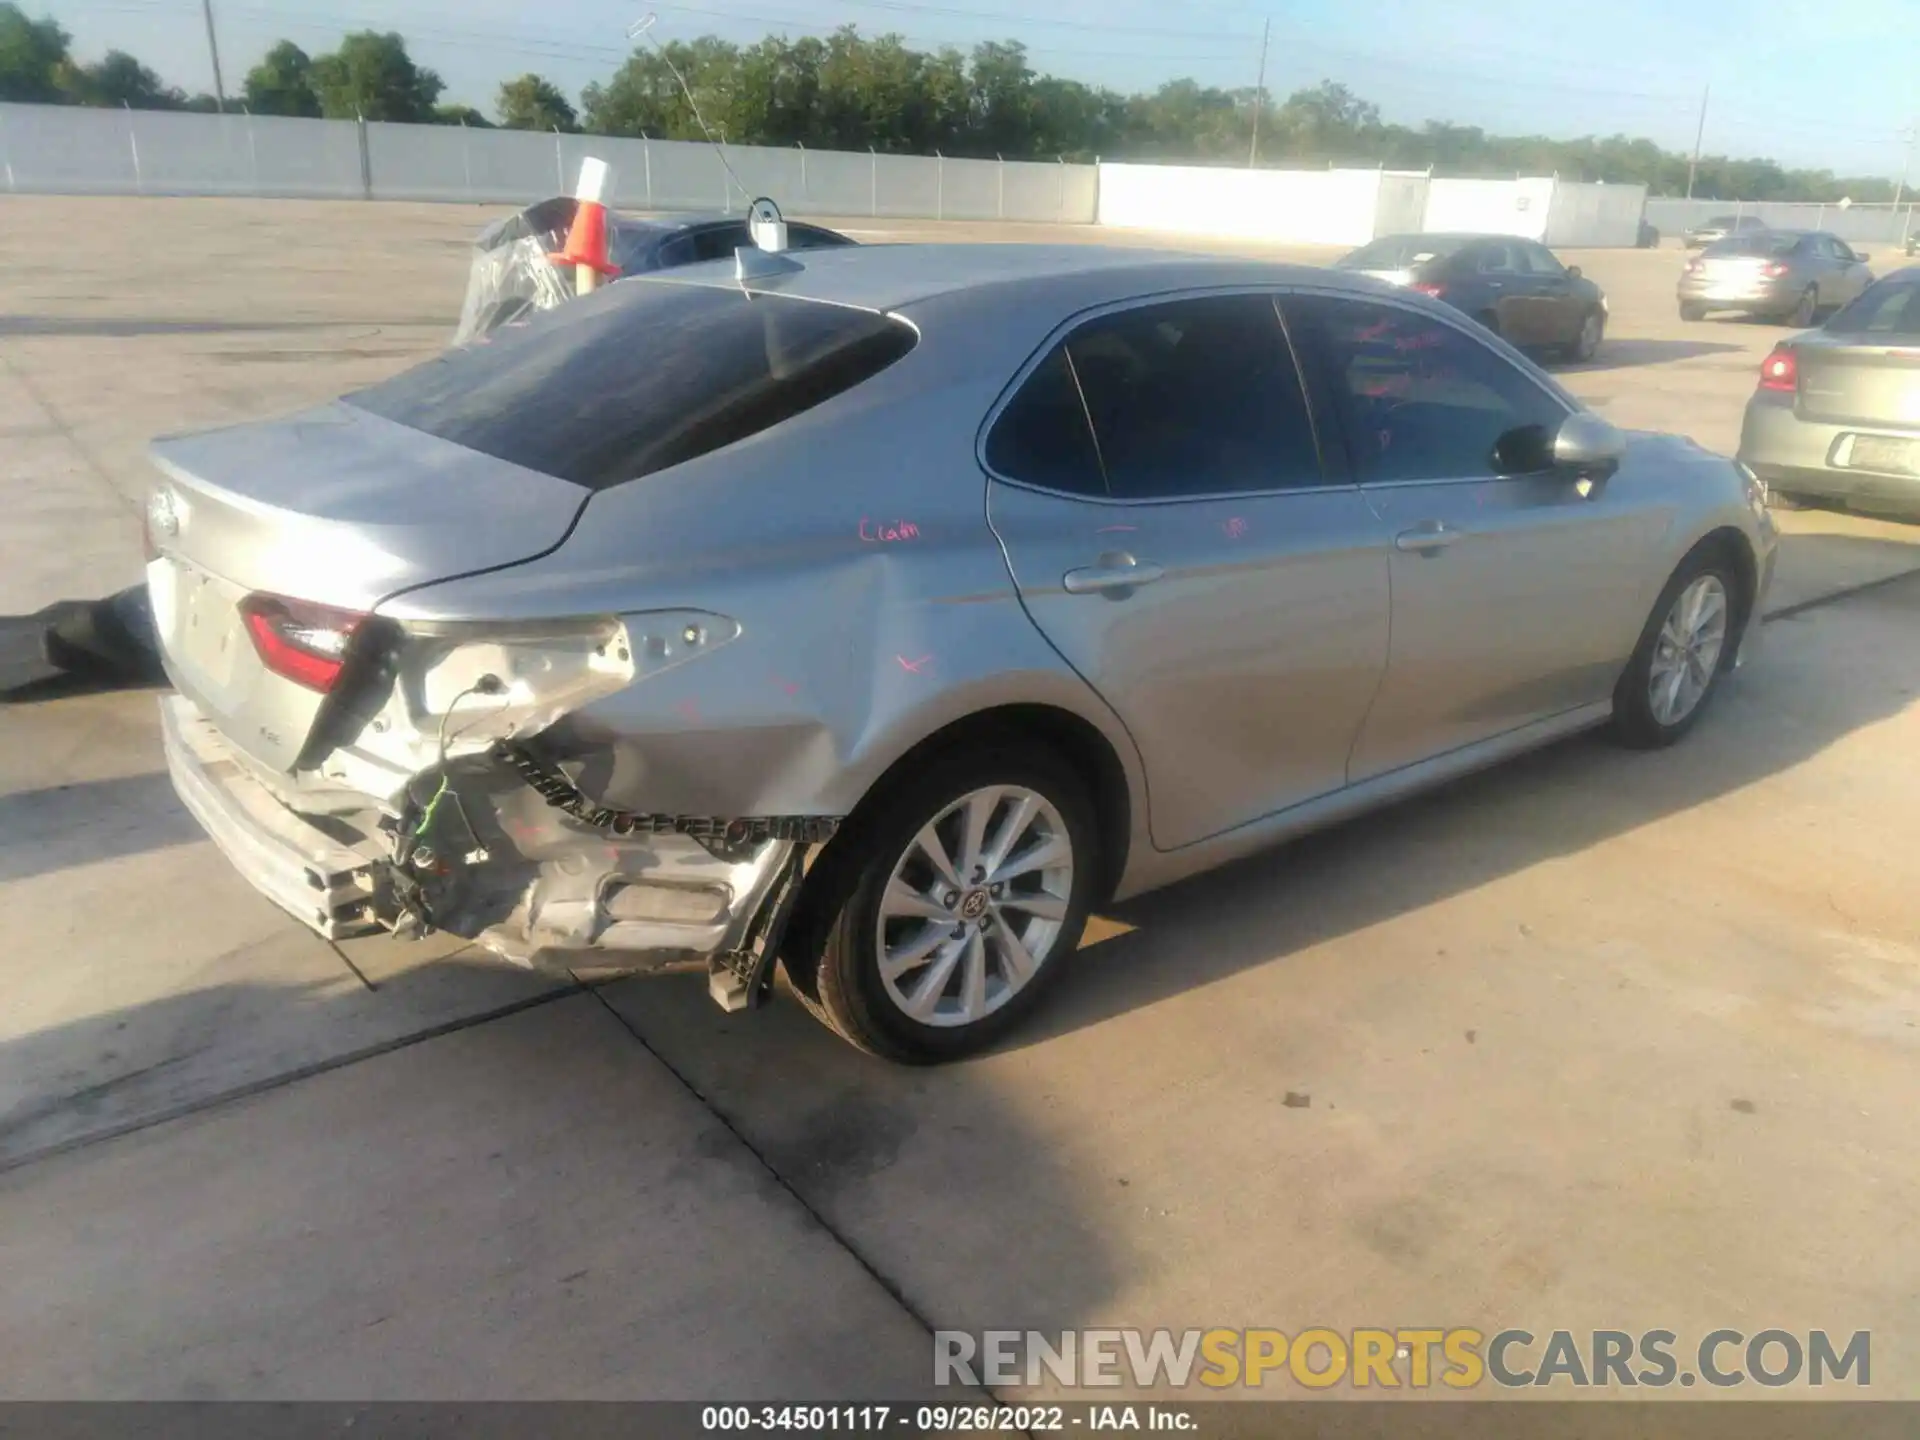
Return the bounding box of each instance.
[1247,17,1270,168]
[1685,83,1709,198]
[200,0,227,112]
[1895,121,1919,210]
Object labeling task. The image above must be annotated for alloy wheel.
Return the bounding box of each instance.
[873,785,1075,1028]
[1648,574,1730,727]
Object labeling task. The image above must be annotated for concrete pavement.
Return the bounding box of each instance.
[2,197,1918,1402]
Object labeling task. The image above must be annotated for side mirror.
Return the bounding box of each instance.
[1566,264,1583,280]
[1552,411,1626,485]
[1855,252,1872,265]
[1491,423,1556,475]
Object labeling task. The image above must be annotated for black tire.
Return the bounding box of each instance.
[1610,543,1747,751]
[1565,307,1605,362]
[783,742,1101,1063]
[1788,286,1818,328]
[1678,301,1707,322]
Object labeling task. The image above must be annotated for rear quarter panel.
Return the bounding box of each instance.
[379,325,1151,843]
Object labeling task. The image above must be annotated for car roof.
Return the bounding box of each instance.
[613,211,839,236]
[624,241,1375,314]
[1365,232,1533,245]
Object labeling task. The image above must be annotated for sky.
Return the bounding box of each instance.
[35,0,1920,180]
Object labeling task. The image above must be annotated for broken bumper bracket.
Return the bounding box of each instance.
[707,843,810,1013]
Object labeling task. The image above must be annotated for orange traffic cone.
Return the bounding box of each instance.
[548,157,620,295]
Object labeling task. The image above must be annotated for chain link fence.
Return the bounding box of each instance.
[1645,196,1917,247]
[0,102,1101,223]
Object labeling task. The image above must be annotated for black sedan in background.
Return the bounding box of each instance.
[1334,233,1610,361]
[456,199,858,344]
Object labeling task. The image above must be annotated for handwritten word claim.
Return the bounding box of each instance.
[860,518,921,542]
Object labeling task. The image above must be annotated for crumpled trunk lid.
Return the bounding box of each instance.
[148,401,589,772]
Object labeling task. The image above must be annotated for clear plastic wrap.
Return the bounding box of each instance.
[451,197,582,348]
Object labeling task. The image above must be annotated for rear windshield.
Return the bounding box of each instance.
[1706,233,1799,257]
[345,280,916,489]
[1826,278,1920,338]
[1340,236,1464,269]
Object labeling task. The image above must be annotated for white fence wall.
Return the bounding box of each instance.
[1096,163,1387,247]
[0,102,1099,223]
[1374,171,1431,237]
[1421,177,1557,240]
[1544,181,1648,248]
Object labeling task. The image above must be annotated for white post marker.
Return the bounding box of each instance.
[751,209,788,253]
[574,155,612,297]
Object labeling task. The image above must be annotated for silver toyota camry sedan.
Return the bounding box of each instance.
[146,244,1778,1063]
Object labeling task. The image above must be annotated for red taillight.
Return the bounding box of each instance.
[237,593,366,692]
[1761,261,1790,278]
[1758,346,1798,393]
[1410,281,1447,297]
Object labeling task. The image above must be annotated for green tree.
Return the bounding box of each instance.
[433,103,491,127]
[497,72,575,131]
[582,41,715,138]
[73,48,185,109]
[309,31,442,122]
[0,2,71,103]
[243,40,319,118]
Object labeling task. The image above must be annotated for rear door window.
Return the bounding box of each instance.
[983,349,1106,497]
[985,293,1326,499]
[345,281,916,490]
[1474,242,1520,275]
[1065,294,1324,498]
[1827,280,1920,337]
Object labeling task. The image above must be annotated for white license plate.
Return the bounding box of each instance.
[1846,435,1920,477]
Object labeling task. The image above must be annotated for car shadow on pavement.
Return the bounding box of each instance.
[0,964,1031,1400]
[1553,338,1748,372]
[1010,562,1920,1054]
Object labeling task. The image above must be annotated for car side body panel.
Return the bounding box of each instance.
[149,247,1780,976]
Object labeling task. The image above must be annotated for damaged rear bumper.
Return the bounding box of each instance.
[159,693,824,998]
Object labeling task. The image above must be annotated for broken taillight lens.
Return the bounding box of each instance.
[238,593,368,692]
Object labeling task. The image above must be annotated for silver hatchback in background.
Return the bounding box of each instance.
[146,244,1777,1063]
[1678,230,1875,325]
[1738,267,1920,518]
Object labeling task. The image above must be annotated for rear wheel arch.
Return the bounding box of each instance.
[779,703,1135,1057]
[815,703,1134,906]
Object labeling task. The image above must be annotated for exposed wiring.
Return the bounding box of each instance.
[410,674,507,858]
